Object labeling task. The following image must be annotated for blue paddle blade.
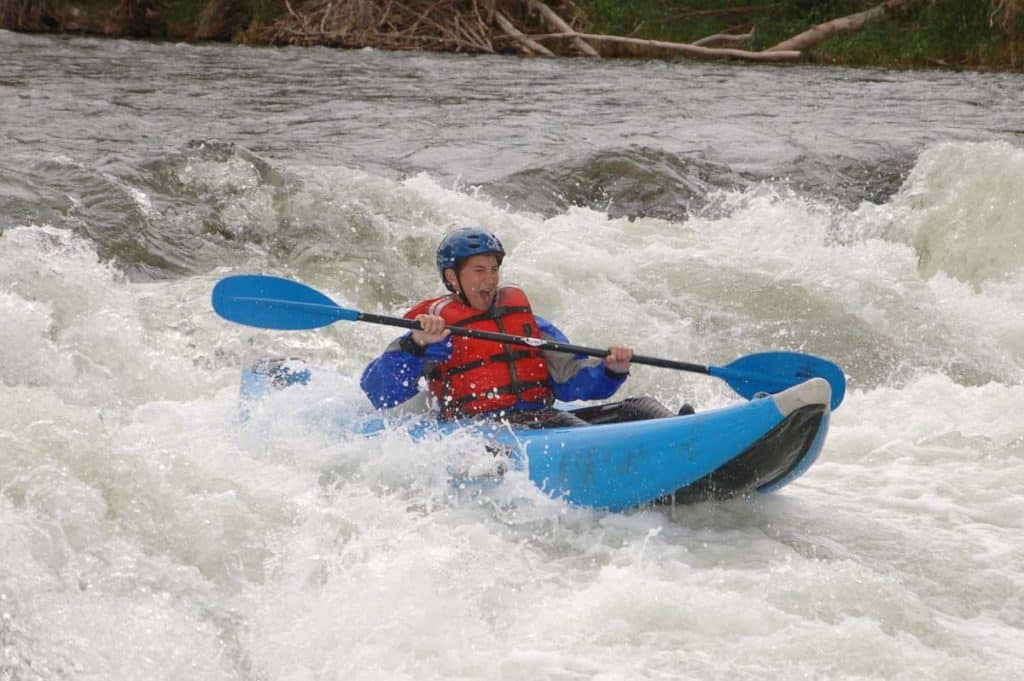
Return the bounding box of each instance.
[212,275,358,330]
[710,351,847,410]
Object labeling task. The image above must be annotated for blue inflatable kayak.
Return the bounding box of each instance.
[240,357,831,512]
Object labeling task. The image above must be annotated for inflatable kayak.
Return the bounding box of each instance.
[240,357,832,512]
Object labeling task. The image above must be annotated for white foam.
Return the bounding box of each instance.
[3,139,1024,681]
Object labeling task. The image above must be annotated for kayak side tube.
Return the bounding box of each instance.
[492,377,831,512]
[237,356,831,513]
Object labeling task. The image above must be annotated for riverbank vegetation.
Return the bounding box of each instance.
[1,0,1020,69]
[577,0,1022,67]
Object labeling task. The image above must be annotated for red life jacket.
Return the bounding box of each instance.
[404,286,554,419]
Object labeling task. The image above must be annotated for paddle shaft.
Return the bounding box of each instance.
[357,310,711,374]
[211,275,846,408]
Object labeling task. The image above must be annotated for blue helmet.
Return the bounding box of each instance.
[436,228,505,291]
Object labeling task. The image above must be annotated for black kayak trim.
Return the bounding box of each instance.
[660,404,827,505]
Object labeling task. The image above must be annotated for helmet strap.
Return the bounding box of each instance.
[453,271,471,306]
[444,267,469,304]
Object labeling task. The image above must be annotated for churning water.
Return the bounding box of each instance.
[1,30,1023,680]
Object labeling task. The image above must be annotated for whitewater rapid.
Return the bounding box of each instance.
[2,30,1023,681]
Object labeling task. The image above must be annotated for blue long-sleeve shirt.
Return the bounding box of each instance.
[360,315,626,414]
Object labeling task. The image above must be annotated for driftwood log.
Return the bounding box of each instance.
[495,9,554,55]
[255,0,930,62]
[693,28,755,48]
[528,0,598,56]
[532,31,800,61]
[259,0,804,60]
[767,0,911,52]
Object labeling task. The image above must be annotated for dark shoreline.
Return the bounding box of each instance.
[2,0,1021,71]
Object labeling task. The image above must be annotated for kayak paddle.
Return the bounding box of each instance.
[212,274,846,410]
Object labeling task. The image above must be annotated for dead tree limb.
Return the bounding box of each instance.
[528,0,599,57]
[766,0,910,52]
[532,31,801,61]
[258,0,794,59]
[693,28,754,47]
[495,9,555,56]
[469,0,494,51]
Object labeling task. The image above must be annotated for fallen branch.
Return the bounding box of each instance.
[532,31,800,61]
[693,28,754,48]
[767,0,910,52]
[393,1,451,37]
[528,0,598,56]
[257,0,796,60]
[468,0,494,51]
[495,9,554,56]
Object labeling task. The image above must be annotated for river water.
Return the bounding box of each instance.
[2,29,1023,680]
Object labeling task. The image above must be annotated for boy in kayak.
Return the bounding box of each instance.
[360,228,686,427]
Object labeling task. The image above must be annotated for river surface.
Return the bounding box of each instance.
[2,29,1023,680]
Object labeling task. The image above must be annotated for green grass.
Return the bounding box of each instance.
[574,0,783,43]
[575,0,1022,69]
